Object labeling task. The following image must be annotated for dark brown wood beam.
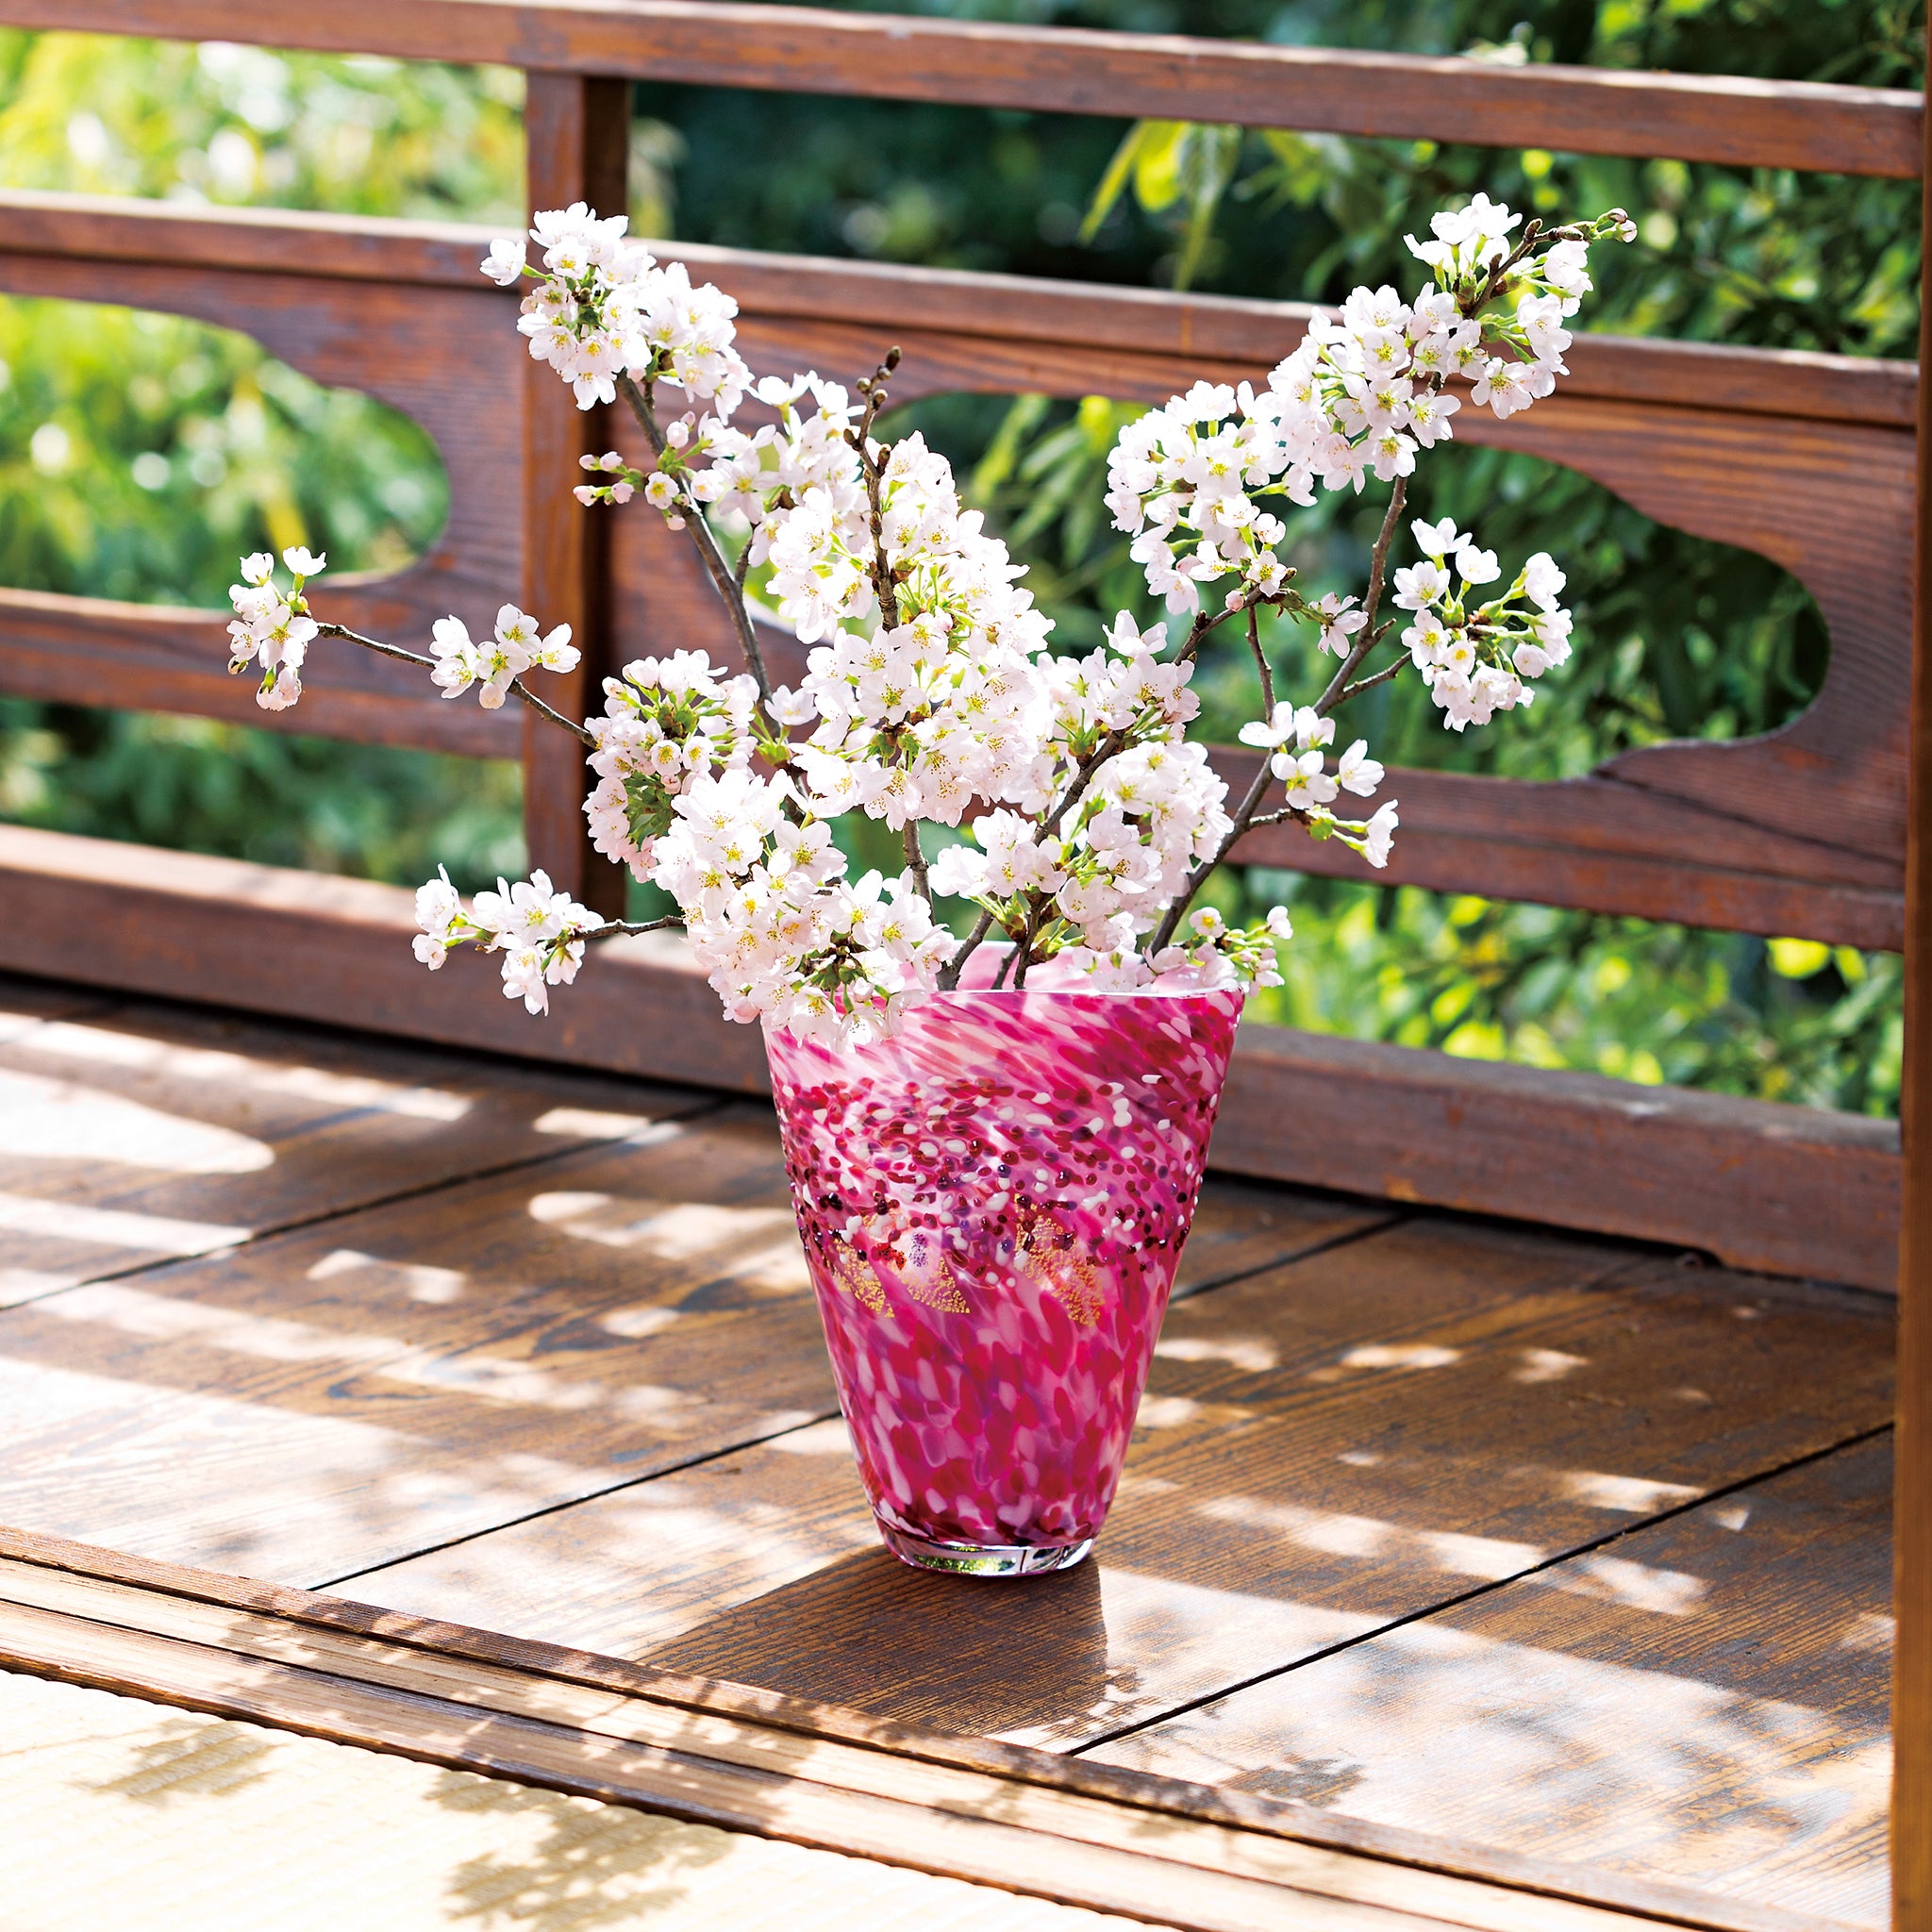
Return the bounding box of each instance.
[520,73,630,914]
[0,824,1897,1291]
[0,192,1910,430]
[1892,37,1932,1924]
[0,1,1916,178]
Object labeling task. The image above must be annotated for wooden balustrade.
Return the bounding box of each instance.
[0,8,1921,1917]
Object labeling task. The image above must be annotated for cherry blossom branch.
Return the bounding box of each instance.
[617,371,774,702]
[578,912,685,941]
[850,348,904,624]
[1313,475,1407,718]
[940,907,998,991]
[315,623,595,745]
[1243,603,1274,716]
[1145,754,1275,956]
[901,820,931,908]
[1335,651,1407,706]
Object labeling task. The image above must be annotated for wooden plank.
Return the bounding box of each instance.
[0,1532,1810,1932]
[521,74,629,914]
[1210,753,1907,955]
[353,1210,1890,1843]
[1095,1440,1895,1932]
[0,256,525,758]
[1215,1024,1902,1291]
[635,1230,1890,1742]
[338,1189,1397,1641]
[353,1219,1647,1654]
[1893,75,1932,1932]
[0,194,1908,432]
[0,824,1897,1288]
[0,991,708,1307]
[0,1105,845,1582]
[2,2,1916,178]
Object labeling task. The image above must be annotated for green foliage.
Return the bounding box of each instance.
[0,38,526,891]
[0,32,524,219]
[1219,872,1902,1118]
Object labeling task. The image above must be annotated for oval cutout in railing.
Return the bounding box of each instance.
[895,391,1827,783]
[0,296,525,892]
[0,295,447,605]
[865,391,1883,1117]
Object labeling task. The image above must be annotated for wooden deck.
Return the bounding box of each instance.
[0,973,1895,1932]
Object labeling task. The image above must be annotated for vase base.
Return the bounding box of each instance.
[876,1522,1094,1578]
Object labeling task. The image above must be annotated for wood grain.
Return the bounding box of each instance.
[356,1219,1890,1774]
[0,1106,844,1582]
[0,194,1908,430]
[1893,73,1932,1932]
[0,1566,1707,1932]
[0,256,524,757]
[0,824,1897,1288]
[521,74,629,913]
[0,990,705,1307]
[1215,1023,1902,1291]
[1,2,1915,177]
[1095,1440,1895,1932]
[0,1521,1861,1932]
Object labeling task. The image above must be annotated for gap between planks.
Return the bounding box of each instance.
[1069,1421,1898,1761]
[0,1530,1855,1932]
[0,1528,1843,1932]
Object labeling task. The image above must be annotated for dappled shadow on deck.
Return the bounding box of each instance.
[0,972,1895,1930]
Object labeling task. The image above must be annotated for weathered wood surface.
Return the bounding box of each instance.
[357,1205,1893,1876]
[0,251,525,756]
[0,1543,1726,1932]
[2,2,1917,178]
[0,1005,1896,1928]
[1095,1440,1895,1932]
[0,828,1898,1288]
[1216,1024,1901,1291]
[0,194,1907,429]
[0,1106,841,1582]
[0,974,708,1307]
[630,1236,1892,1746]
[521,74,629,912]
[1893,74,1932,1932]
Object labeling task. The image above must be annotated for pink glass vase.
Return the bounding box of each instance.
[764,986,1241,1577]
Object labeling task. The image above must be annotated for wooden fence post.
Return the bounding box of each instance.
[1894,40,1932,1930]
[520,71,630,917]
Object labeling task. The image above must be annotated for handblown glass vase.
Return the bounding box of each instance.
[764,983,1241,1577]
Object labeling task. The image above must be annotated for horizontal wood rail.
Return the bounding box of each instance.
[0,192,1910,946]
[0,822,1897,1291]
[8,2,1921,178]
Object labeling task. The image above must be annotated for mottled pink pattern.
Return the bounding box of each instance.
[764,989,1241,1557]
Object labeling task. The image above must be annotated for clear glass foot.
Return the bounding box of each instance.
[876,1520,1094,1577]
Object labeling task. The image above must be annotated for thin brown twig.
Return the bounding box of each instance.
[938,907,997,991]
[1314,471,1408,717]
[1243,602,1274,716]
[315,623,594,745]
[617,371,773,701]
[1336,657,1408,705]
[900,818,930,906]
[579,913,685,941]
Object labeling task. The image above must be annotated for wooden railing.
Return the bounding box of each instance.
[0,5,1924,1923]
[0,8,1915,1290]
